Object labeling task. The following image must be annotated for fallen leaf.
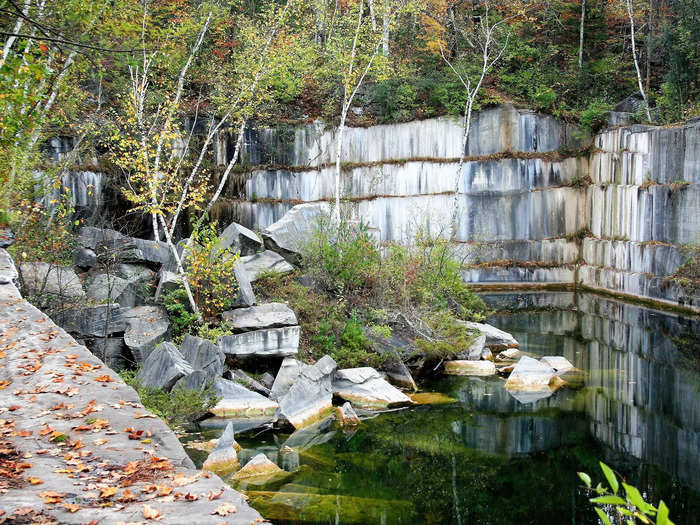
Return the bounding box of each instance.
[39,490,64,504]
[63,503,80,513]
[95,375,114,383]
[142,505,162,520]
[117,489,138,503]
[208,488,224,500]
[212,502,237,516]
[100,487,118,499]
[28,477,44,485]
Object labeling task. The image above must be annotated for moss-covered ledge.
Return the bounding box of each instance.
[0,249,266,524]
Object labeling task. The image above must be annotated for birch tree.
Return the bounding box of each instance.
[436,2,509,238]
[624,0,652,121]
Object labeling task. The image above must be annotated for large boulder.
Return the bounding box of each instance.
[505,356,556,392]
[0,228,14,248]
[78,226,171,266]
[85,273,147,307]
[540,355,575,372]
[222,303,298,331]
[137,341,193,391]
[232,453,284,481]
[261,202,330,263]
[461,321,519,350]
[332,367,412,409]
[53,304,124,337]
[88,337,127,371]
[276,355,337,429]
[232,369,271,396]
[364,330,417,390]
[444,360,496,376]
[19,262,85,307]
[336,402,360,427]
[154,270,182,300]
[0,249,18,285]
[218,222,263,257]
[179,335,225,383]
[238,250,295,281]
[456,333,487,361]
[122,305,170,362]
[218,326,300,359]
[210,378,278,417]
[270,357,304,400]
[202,422,240,473]
[230,265,256,308]
[173,369,210,392]
[73,247,97,268]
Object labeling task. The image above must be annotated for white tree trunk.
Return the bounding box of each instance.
[578,0,586,71]
[382,0,390,55]
[626,0,652,121]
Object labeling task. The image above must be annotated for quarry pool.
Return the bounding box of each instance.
[183,292,700,524]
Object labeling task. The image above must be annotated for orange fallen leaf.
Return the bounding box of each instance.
[142,504,162,520]
[39,491,64,504]
[63,503,80,513]
[100,487,118,499]
[0,380,13,390]
[117,489,138,503]
[95,375,114,383]
[208,488,224,500]
[28,477,44,485]
[212,502,237,516]
[8,405,20,411]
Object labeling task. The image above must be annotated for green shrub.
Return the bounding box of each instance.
[579,99,612,135]
[162,287,199,341]
[119,369,219,430]
[415,311,480,360]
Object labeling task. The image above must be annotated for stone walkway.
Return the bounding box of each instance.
[0,249,266,524]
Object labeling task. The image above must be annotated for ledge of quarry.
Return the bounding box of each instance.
[0,249,266,525]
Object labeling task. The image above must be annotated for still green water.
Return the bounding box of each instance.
[184,292,700,524]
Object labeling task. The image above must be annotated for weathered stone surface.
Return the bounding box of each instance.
[337,402,360,427]
[0,227,14,248]
[365,329,417,390]
[505,355,556,392]
[122,305,170,362]
[496,348,521,361]
[232,369,271,396]
[461,321,519,349]
[210,378,278,417]
[232,453,284,481]
[481,348,494,361]
[88,337,128,371]
[239,250,295,281]
[332,367,413,409]
[116,263,155,282]
[73,247,97,268]
[78,226,171,265]
[137,342,193,391]
[456,333,487,360]
[18,262,85,306]
[218,221,263,257]
[259,372,276,389]
[444,360,497,376]
[540,355,575,372]
[53,304,124,337]
[85,272,148,307]
[270,357,304,399]
[155,269,182,299]
[218,326,300,358]
[0,254,264,524]
[261,202,330,263]
[0,249,18,285]
[230,264,256,308]
[222,302,298,331]
[180,335,225,383]
[173,369,210,392]
[202,422,240,473]
[382,358,417,391]
[276,355,337,428]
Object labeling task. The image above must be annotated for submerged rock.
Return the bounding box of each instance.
[210,378,278,418]
[505,356,556,392]
[540,355,575,372]
[202,422,240,473]
[461,321,519,349]
[137,342,193,392]
[218,221,263,257]
[239,250,295,281]
[122,305,170,362]
[232,453,284,481]
[276,355,337,429]
[444,360,497,376]
[222,302,298,331]
[53,304,124,337]
[19,262,85,306]
[332,367,413,409]
[336,402,360,427]
[218,326,300,358]
[261,202,330,263]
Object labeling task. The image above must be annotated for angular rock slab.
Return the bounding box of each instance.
[496,348,521,361]
[218,326,300,358]
[456,333,487,361]
[154,270,182,300]
[0,227,14,248]
[270,357,304,400]
[332,367,413,409]
[137,341,193,391]
[261,202,330,263]
[230,264,256,308]
[218,221,263,257]
[179,334,225,383]
[222,302,298,331]
[232,453,284,481]
[0,249,18,285]
[53,304,124,337]
[18,262,85,306]
[232,369,271,396]
[210,378,278,418]
[444,360,497,376]
[336,402,360,427]
[540,355,575,372]
[88,337,127,371]
[173,369,211,392]
[239,250,295,281]
[85,273,147,307]
[202,422,240,473]
[505,355,556,392]
[461,321,519,349]
[78,226,171,265]
[122,305,170,362]
[276,355,337,429]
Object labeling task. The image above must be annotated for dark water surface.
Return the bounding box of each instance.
[184,292,700,524]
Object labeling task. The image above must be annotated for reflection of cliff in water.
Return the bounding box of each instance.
[459,292,700,492]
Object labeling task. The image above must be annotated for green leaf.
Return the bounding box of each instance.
[591,495,628,505]
[578,472,592,488]
[594,508,612,525]
[600,462,619,494]
[623,482,648,513]
[656,501,673,525]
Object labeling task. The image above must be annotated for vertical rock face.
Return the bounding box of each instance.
[227,106,698,310]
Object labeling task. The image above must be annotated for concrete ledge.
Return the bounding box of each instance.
[0,249,266,524]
